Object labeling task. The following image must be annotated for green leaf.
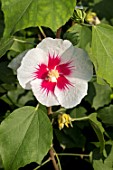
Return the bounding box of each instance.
[1,84,34,107]
[88,113,105,153]
[70,106,87,119]
[54,124,86,148]
[0,37,14,58]
[0,106,53,170]
[64,24,92,49]
[93,142,113,170]
[93,159,110,170]
[92,81,112,110]
[91,23,113,87]
[0,61,16,84]
[78,25,92,50]
[10,37,35,53]
[85,80,112,109]
[1,0,76,36]
[0,83,16,94]
[70,106,88,129]
[97,105,113,126]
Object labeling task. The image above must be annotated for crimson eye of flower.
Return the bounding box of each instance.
[17,37,93,108]
[33,54,74,95]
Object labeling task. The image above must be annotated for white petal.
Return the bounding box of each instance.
[17,48,48,89]
[31,79,60,107]
[55,77,88,109]
[37,37,72,56]
[61,46,93,81]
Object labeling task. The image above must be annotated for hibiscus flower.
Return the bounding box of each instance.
[17,37,93,108]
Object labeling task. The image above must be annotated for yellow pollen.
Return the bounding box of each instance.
[48,69,59,82]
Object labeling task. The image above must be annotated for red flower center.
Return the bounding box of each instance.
[34,54,74,95]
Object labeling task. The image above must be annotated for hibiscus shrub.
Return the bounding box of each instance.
[0,0,113,170]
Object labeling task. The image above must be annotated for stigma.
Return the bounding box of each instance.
[48,69,59,82]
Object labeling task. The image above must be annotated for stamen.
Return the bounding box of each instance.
[48,69,59,82]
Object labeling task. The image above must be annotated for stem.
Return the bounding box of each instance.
[14,38,36,45]
[71,116,89,122]
[35,104,39,111]
[56,27,62,38]
[49,148,59,170]
[33,158,51,170]
[57,153,90,157]
[54,152,62,170]
[39,26,46,38]
[47,106,52,115]
[81,23,92,27]
[47,107,60,170]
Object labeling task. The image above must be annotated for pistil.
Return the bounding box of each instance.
[48,69,59,82]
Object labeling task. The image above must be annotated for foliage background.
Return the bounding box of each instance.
[0,0,113,170]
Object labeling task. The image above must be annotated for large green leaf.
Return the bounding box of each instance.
[0,106,53,170]
[1,0,76,36]
[91,24,113,87]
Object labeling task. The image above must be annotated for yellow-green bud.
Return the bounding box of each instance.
[85,11,100,25]
[58,113,73,130]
